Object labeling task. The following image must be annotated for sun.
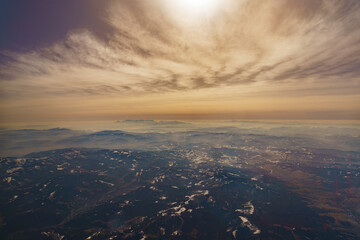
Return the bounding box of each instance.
[164,0,220,19]
[178,0,219,13]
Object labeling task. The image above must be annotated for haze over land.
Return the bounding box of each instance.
[1,120,360,157]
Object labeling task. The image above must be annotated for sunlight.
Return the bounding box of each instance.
[164,0,220,19]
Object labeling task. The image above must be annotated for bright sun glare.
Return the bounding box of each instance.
[165,0,220,19]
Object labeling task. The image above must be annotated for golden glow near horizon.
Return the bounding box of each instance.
[0,0,359,123]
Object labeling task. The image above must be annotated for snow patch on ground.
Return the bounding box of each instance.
[239,216,261,235]
[235,201,254,215]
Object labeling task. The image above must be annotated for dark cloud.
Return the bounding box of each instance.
[142,74,188,92]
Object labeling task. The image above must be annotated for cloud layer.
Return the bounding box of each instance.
[0,0,359,121]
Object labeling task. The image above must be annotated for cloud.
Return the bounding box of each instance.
[0,0,359,121]
[1,0,360,93]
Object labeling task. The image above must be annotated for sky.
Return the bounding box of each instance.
[0,0,359,124]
